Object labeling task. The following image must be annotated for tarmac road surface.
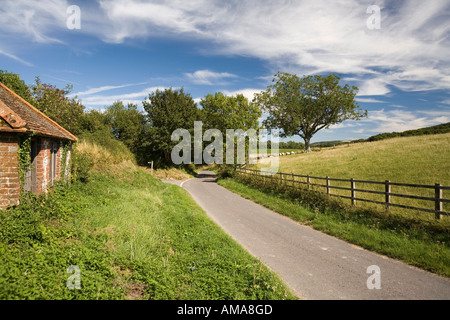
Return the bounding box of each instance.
[172,171,450,300]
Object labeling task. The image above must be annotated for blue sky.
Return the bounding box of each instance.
[1,0,450,143]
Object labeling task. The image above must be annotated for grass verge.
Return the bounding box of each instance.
[217,176,450,278]
[0,168,296,300]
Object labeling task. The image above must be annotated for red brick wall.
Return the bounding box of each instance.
[1,135,66,210]
[35,138,49,196]
[0,134,20,209]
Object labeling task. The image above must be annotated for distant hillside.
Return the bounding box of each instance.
[311,140,347,148]
[365,122,450,142]
[272,122,450,151]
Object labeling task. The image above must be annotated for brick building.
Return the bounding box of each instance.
[0,82,78,209]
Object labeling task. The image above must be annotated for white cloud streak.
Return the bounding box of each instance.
[73,82,148,96]
[1,0,450,96]
[363,108,450,133]
[76,86,167,107]
[94,0,450,95]
[0,49,33,66]
[185,70,238,85]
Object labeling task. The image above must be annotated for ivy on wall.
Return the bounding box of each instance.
[17,134,33,191]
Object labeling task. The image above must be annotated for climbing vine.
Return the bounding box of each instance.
[17,134,33,191]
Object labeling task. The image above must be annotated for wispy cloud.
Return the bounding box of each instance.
[362,108,450,133]
[76,86,168,107]
[222,88,263,101]
[94,0,450,95]
[2,0,450,97]
[0,0,68,43]
[185,70,238,85]
[355,97,385,104]
[0,48,33,66]
[73,82,148,96]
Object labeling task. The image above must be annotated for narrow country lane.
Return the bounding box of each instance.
[177,171,450,300]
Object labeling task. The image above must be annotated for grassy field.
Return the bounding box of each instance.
[218,177,450,277]
[214,132,450,277]
[0,167,296,300]
[256,133,450,220]
[269,133,450,185]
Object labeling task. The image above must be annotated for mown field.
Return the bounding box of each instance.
[0,166,296,300]
[256,133,450,220]
[272,133,450,185]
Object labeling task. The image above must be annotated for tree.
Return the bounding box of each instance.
[80,109,111,134]
[142,88,201,166]
[200,92,262,164]
[254,72,367,152]
[201,92,261,132]
[105,101,146,156]
[30,77,85,135]
[0,70,35,104]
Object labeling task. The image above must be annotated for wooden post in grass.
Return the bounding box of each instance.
[435,184,442,220]
[326,176,330,195]
[148,161,153,175]
[307,175,310,189]
[385,180,391,210]
[351,178,356,205]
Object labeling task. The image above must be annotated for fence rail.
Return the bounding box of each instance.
[235,167,450,219]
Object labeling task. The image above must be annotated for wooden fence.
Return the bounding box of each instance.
[236,167,450,220]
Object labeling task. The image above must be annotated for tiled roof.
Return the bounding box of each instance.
[0,82,77,141]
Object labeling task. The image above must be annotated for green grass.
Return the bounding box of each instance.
[271,133,450,186]
[0,168,296,300]
[217,177,450,278]
[255,133,450,220]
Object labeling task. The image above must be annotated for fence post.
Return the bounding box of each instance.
[280,172,283,185]
[307,175,310,189]
[385,180,391,210]
[351,178,356,205]
[435,184,442,220]
[292,173,295,188]
[326,176,330,195]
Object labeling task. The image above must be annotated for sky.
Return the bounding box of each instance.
[1,0,450,143]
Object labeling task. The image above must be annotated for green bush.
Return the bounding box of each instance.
[216,165,236,179]
[71,149,94,183]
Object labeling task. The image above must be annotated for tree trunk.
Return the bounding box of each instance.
[304,137,312,153]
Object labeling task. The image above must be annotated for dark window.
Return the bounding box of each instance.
[24,138,39,193]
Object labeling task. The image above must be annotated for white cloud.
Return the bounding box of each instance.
[94,0,450,94]
[2,0,450,96]
[185,70,238,85]
[363,108,450,133]
[355,97,385,104]
[0,0,68,43]
[77,86,168,107]
[73,82,148,96]
[222,88,263,101]
[0,48,33,66]
[357,78,391,96]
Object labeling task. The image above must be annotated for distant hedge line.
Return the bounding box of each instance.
[366,122,450,142]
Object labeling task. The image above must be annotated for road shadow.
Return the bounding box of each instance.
[196,171,217,182]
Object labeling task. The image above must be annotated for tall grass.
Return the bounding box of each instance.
[0,168,296,299]
[218,175,450,277]
[269,133,450,185]
[71,131,137,182]
[256,133,450,221]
